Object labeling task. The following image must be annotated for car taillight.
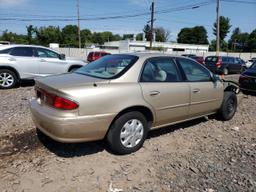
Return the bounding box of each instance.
[53,96,78,110]
[36,88,78,110]
[216,57,222,68]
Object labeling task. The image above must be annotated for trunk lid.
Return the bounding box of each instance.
[35,73,110,90]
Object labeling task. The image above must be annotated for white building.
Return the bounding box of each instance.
[102,40,209,53]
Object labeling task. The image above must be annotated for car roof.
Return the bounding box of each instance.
[122,52,182,59]
[0,44,54,50]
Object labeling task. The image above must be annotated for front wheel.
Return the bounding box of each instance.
[0,69,18,89]
[217,91,237,121]
[223,68,229,75]
[107,112,148,155]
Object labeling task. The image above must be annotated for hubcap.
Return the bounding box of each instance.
[120,119,144,148]
[0,72,14,87]
[227,98,235,114]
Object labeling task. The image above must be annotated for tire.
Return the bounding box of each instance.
[217,91,237,121]
[107,111,148,155]
[223,68,229,75]
[0,69,18,89]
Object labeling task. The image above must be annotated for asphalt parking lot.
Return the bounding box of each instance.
[0,74,255,192]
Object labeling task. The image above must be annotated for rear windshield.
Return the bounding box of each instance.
[75,54,139,79]
[205,56,218,62]
[0,48,12,54]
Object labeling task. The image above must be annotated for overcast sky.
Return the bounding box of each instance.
[0,0,255,41]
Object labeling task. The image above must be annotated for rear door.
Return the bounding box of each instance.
[9,47,39,78]
[234,57,242,72]
[35,47,68,76]
[139,57,190,126]
[177,58,223,118]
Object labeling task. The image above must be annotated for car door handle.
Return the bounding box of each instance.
[149,91,160,96]
[8,58,16,61]
[40,59,46,62]
[192,88,200,93]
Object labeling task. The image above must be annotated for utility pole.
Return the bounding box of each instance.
[216,0,220,55]
[149,0,155,50]
[77,0,81,48]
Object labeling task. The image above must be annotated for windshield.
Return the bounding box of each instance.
[75,54,139,79]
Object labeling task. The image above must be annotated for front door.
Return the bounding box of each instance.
[35,48,68,76]
[139,57,190,127]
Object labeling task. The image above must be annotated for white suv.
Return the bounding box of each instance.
[0,45,87,89]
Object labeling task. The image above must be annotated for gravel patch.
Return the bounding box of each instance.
[0,75,255,192]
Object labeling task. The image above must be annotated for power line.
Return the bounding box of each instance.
[221,0,256,4]
[0,1,214,22]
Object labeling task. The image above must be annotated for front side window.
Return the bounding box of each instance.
[141,57,180,82]
[178,58,211,82]
[36,48,59,58]
[75,54,138,79]
[10,47,33,57]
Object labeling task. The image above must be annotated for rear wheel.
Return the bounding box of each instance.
[0,69,18,89]
[107,112,148,155]
[217,91,237,121]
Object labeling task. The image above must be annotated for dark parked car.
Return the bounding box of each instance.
[182,54,204,65]
[181,54,196,57]
[87,51,111,62]
[205,56,244,75]
[190,56,205,65]
[239,61,256,94]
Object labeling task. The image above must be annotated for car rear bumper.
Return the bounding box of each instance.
[30,99,116,143]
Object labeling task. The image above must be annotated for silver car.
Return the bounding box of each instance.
[30,53,240,154]
[0,45,86,89]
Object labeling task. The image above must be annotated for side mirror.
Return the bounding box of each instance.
[211,73,220,82]
[59,54,66,60]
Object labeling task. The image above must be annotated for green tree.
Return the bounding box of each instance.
[122,34,133,40]
[177,26,208,44]
[80,29,92,45]
[155,27,169,42]
[101,31,115,42]
[143,24,151,41]
[26,25,37,44]
[248,29,256,52]
[113,34,122,41]
[35,26,62,46]
[228,27,249,51]
[92,32,104,44]
[213,16,231,41]
[62,25,78,47]
[136,33,143,41]
[0,30,27,44]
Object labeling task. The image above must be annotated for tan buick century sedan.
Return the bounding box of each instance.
[30,53,239,154]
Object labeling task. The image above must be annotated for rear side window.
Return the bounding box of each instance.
[0,48,12,54]
[222,57,229,62]
[178,58,211,82]
[228,57,234,63]
[141,57,180,82]
[10,47,33,57]
[205,56,218,62]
